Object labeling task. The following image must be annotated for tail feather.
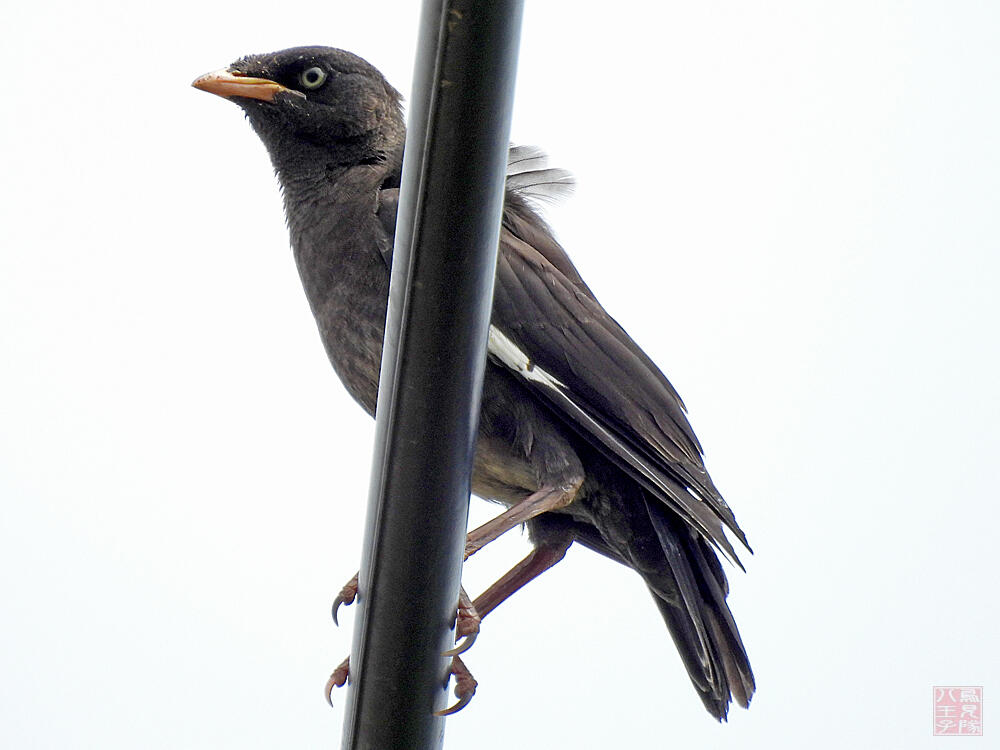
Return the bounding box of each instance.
[683,527,755,707]
[643,495,754,721]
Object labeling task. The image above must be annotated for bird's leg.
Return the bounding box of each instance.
[464,477,584,560]
[331,474,582,627]
[436,532,575,714]
[330,529,508,626]
[328,482,582,711]
[445,530,576,655]
[472,533,574,619]
[326,535,574,713]
[442,479,583,656]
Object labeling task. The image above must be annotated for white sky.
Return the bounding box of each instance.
[2,2,998,748]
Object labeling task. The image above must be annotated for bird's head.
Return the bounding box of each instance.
[193,46,404,173]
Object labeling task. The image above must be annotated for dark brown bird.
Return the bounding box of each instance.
[193,46,755,720]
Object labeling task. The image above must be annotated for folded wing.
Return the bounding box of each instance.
[490,155,750,565]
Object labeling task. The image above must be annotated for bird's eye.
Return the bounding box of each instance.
[299,66,327,90]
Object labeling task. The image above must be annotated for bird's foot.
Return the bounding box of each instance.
[331,574,359,626]
[324,654,477,715]
[437,656,478,716]
[324,656,350,706]
[333,575,479,656]
[444,588,480,657]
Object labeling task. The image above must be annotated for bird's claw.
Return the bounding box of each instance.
[325,656,350,706]
[443,630,477,657]
[441,593,480,708]
[325,654,476,716]
[331,574,359,626]
[327,584,480,712]
[436,655,478,716]
[443,589,481,657]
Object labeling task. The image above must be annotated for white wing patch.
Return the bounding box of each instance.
[488,325,565,391]
[488,326,742,566]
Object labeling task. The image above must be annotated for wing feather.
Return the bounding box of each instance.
[378,148,750,557]
[493,180,751,555]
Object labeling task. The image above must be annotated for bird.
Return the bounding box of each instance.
[193,45,755,720]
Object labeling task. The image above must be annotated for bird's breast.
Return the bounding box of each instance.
[291,216,391,416]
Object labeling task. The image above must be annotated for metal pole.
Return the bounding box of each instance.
[341,1,524,748]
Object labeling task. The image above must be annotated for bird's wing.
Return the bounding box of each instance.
[490,192,750,566]
[375,150,749,565]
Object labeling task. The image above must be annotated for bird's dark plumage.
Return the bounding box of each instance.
[194,46,754,719]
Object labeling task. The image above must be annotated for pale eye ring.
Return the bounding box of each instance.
[299,66,327,89]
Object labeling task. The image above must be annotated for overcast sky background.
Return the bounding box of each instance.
[2,2,998,748]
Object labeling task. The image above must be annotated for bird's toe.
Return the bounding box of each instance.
[435,656,478,716]
[331,573,359,626]
[325,656,350,707]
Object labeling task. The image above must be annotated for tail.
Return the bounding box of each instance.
[642,494,755,720]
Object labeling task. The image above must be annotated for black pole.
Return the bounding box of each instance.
[341,1,524,749]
